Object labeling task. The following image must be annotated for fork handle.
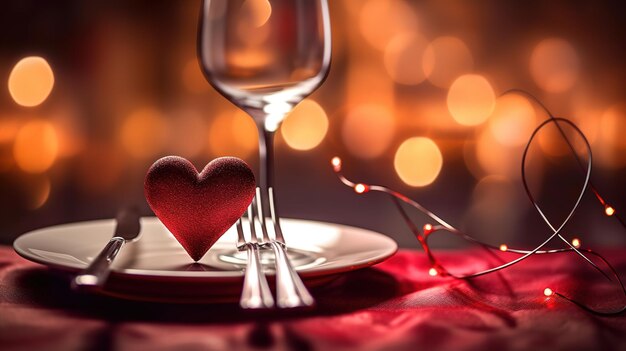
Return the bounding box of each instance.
[269,242,315,308]
[73,237,125,290]
[240,243,275,309]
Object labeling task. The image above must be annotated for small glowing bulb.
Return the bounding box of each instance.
[499,244,508,252]
[354,183,368,194]
[544,288,554,297]
[428,267,438,277]
[571,238,581,248]
[331,157,342,172]
[605,205,615,217]
[423,224,433,233]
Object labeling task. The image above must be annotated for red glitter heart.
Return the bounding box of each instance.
[144,156,256,261]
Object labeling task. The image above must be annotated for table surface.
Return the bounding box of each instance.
[1,245,625,351]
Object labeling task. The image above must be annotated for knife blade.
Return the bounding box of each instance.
[72,207,142,290]
[113,207,142,241]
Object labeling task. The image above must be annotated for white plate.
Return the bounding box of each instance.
[13,217,397,303]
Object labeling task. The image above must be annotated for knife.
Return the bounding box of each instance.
[72,207,142,290]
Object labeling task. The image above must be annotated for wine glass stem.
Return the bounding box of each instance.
[257,123,275,193]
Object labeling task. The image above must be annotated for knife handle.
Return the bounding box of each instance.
[72,237,125,290]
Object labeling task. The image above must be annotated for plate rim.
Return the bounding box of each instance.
[13,217,398,281]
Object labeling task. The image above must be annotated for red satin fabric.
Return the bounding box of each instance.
[1,245,625,351]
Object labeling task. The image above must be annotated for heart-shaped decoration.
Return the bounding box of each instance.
[144,156,256,261]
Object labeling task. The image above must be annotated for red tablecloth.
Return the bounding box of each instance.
[1,245,625,351]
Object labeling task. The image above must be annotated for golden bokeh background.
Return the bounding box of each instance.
[0,0,625,248]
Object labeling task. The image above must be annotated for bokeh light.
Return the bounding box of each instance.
[51,112,85,158]
[280,99,328,151]
[359,0,418,50]
[471,124,545,190]
[8,56,55,107]
[237,0,271,46]
[530,38,579,93]
[535,96,590,159]
[342,104,395,159]
[569,93,602,148]
[240,0,272,28]
[394,137,443,187]
[13,120,59,173]
[600,104,626,151]
[208,110,258,158]
[423,36,474,88]
[536,120,572,157]
[16,174,52,210]
[384,32,428,85]
[475,129,518,178]
[119,107,168,159]
[488,94,537,146]
[29,176,51,210]
[597,104,626,167]
[226,49,274,72]
[342,0,362,15]
[447,74,496,126]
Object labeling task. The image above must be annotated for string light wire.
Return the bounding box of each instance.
[504,89,625,229]
[331,92,625,315]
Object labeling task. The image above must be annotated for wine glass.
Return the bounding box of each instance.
[198,0,331,192]
[198,0,331,307]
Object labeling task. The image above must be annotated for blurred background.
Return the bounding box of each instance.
[1,0,625,249]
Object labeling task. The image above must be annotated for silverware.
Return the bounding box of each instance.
[254,187,314,308]
[236,200,274,309]
[72,207,141,290]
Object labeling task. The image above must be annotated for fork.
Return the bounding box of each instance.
[236,202,274,309]
[253,187,315,308]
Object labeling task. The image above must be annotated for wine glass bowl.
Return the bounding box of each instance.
[199,0,331,133]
